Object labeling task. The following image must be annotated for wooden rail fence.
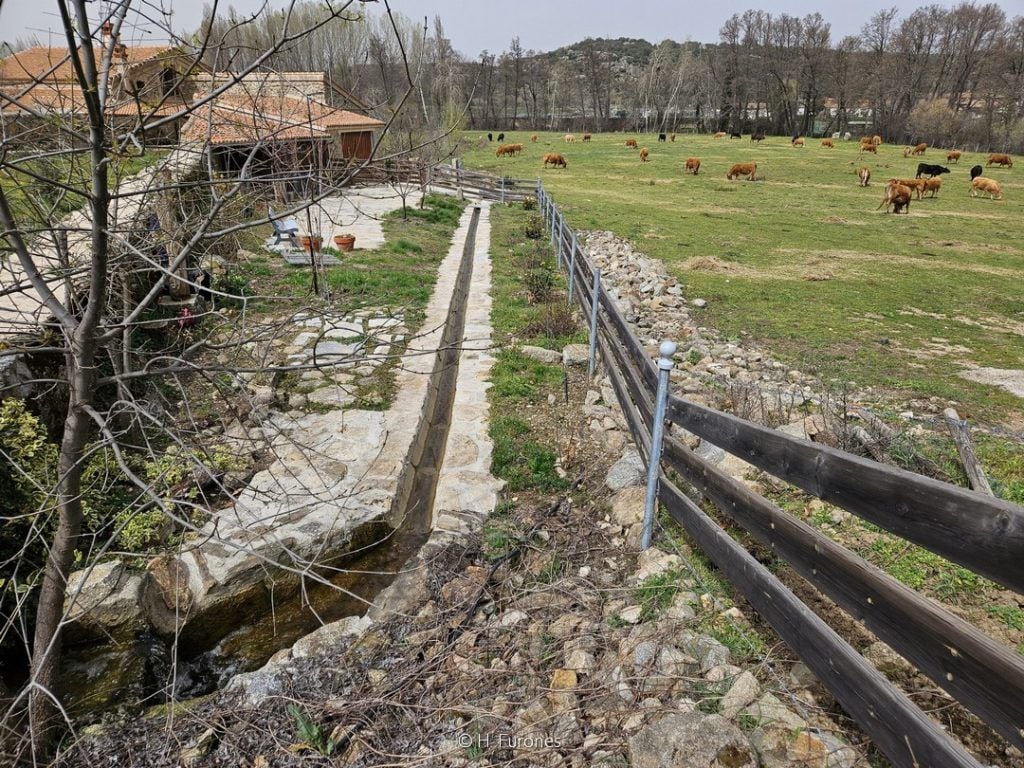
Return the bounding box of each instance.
[522,177,1024,768]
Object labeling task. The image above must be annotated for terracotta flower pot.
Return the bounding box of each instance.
[299,235,322,251]
[334,234,356,252]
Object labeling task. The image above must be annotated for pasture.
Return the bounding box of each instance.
[462,131,1024,427]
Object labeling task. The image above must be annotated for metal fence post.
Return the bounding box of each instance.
[587,267,602,378]
[550,206,557,248]
[641,341,677,550]
[556,213,565,268]
[568,229,577,303]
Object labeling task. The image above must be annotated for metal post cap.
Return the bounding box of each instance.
[657,341,677,370]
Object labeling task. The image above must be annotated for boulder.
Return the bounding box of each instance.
[520,345,562,364]
[562,344,590,367]
[720,670,761,718]
[64,561,146,644]
[629,712,756,768]
[610,486,646,526]
[606,450,646,491]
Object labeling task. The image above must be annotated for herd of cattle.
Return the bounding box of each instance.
[486,131,1013,212]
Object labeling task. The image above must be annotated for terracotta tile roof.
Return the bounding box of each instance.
[180,93,384,145]
[0,45,187,83]
[0,82,187,117]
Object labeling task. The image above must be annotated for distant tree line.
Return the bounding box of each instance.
[191,2,1024,151]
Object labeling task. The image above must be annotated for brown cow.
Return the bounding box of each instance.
[564,134,575,143]
[946,150,961,163]
[685,157,701,175]
[496,144,514,158]
[987,153,1013,168]
[792,136,805,147]
[583,133,592,142]
[726,162,757,181]
[971,176,1002,199]
[531,134,538,143]
[879,181,912,213]
[922,177,942,198]
[639,147,650,162]
[872,135,882,145]
[895,177,927,199]
[626,138,638,148]
[670,133,676,142]
[821,138,834,148]
[511,143,523,156]
[543,153,568,169]
[912,142,928,156]
[713,131,727,139]
[858,167,871,187]
[860,142,877,154]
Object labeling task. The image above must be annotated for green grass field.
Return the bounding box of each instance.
[462,131,1024,426]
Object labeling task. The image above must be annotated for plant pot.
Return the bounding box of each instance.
[334,234,356,252]
[298,235,322,251]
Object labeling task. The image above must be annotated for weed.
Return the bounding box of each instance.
[987,604,1024,631]
[287,705,336,756]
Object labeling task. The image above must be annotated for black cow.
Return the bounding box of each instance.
[729,132,741,139]
[497,132,505,142]
[751,132,765,143]
[488,132,493,142]
[970,164,984,180]
[915,163,950,179]
[658,132,667,142]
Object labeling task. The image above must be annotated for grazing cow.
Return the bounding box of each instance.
[488,132,493,142]
[872,135,882,145]
[670,133,676,142]
[685,157,701,175]
[844,132,852,141]
[658,133,667,142]
[583,133,592,142]
[971,176,1002,199]
[895,177,927,199]
[511,143,524,156]
[912,142,928,156]
[565,134,575,143]
[626,139,638,148]
[751,132,765,143]
[496,144,514,158]
[713,131,727,139]
[543,153,567,169]
[916,163,950,179]
[792,135,805,147]
[860,142,877,154]
[922,177,942,198]
[879,181,912,213]
[531,134,538,143]
[726,162,757,180]
[987,153,1013,168]
[970,164,984,180]
[640,147,650,162]
[497,132,505,142]
[821,138,834,148]
[730,132,742,139]
[946,150,961,163]
[858,167,871,187]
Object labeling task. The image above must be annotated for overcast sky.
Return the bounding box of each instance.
[2,0,1022,54]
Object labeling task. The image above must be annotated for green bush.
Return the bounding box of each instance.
[522,196,537,212]
[524,214,544,239]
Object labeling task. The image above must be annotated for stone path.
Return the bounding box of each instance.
[303,185,424,251]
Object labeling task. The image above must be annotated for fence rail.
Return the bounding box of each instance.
[523,176,1024,768]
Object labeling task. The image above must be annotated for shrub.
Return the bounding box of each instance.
[524,302,579,339]
[524,265,556,304]
[524,214,544,239]
[522,196,537,211]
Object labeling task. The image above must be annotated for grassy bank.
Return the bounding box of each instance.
[463,131,1024,425]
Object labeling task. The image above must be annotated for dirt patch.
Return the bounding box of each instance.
[959,367,1024,399]
[777,249,1024,279]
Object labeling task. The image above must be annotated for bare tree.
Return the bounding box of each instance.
[0,0,452,759]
